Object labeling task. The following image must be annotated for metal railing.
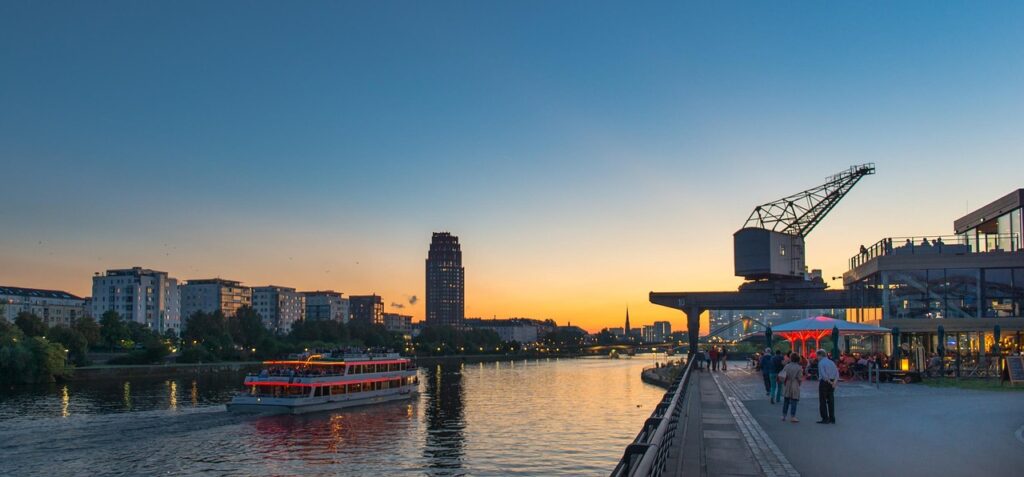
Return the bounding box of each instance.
[848,233,1020,270]
[611,358,694,477]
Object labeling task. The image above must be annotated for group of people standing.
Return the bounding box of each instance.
[693,346,729,372]
[758,348,839,424]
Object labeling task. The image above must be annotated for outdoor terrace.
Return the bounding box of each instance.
[849,233,1020,270]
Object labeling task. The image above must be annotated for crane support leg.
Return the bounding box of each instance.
[687,305,702,356]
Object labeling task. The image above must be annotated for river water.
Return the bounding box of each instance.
[0,356,670,476]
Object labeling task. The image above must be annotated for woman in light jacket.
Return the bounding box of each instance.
[781,353,804,423]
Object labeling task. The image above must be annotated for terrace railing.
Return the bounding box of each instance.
[848,233,1019,270]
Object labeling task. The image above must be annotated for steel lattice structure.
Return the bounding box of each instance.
[743,163,875,237]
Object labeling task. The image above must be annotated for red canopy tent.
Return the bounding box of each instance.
[770,316,889,357]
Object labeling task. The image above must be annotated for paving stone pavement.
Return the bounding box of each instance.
[710,372,800,477]
[717,360,1024,477]
[697,371,763,476]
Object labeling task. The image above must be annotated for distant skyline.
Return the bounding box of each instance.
[2,1,1024,333]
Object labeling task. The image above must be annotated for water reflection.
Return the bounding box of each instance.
[0,358,670,476]
[423,362,466,474]
[61,385,69,418]
[249,399,417,469]
[168,380,177,410]
[123,382,131,410]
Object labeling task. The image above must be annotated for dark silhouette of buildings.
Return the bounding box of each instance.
[426,232,465,328]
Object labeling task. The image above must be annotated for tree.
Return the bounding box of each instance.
[182,311,234,359]
[15,312,47,337]
[0,324,70,384]
[99,310,130,350]
[229,306,269,349]
[73,316,102,348]
[47,325,90,366]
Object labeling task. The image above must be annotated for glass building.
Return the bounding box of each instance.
[844,189,1024,358]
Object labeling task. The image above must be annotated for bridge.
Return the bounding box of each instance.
[582,343,681,355]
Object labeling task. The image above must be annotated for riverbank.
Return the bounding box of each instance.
[72,361,262,381]
[71,353,583,381]
[640,362,683,389]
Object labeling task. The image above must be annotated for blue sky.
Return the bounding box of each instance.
[2,1,1023,330]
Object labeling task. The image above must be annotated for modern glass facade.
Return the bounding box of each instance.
[844,189,1024,362]
[956,189,1022,253]
[877,268,1024,320]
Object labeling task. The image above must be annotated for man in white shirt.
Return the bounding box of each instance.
[816,349,839,424]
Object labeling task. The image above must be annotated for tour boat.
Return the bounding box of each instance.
[227,353,419,414]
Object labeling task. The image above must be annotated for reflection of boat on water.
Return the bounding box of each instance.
[227,353,419,415]
[609,350,620,359]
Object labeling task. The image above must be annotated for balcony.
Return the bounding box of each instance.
[849,233,1020,270]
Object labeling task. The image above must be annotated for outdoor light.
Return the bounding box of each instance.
[900,358,910,371]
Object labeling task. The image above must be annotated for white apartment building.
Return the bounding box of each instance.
[91,267,181,333]
[253,286,305,334]
[302,291,350,323]
[0,286,87,328]
[383,312,413,334]
[180,278,252,321]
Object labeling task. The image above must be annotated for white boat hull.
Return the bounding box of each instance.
[227,387,418,415]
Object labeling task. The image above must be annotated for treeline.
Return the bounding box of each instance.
[2,304,582,383]
[0,315,71,384]
[177,306,407,363]
[0,309,173,375]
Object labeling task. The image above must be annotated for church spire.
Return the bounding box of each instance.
[625,307,631,336]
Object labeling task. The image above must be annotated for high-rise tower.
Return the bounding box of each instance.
[426,232,465,328]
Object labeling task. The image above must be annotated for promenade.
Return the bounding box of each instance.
[675,361,1024,477]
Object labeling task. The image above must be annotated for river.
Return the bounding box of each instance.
[0,355,670,476]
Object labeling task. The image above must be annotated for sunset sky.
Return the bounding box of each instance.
[2,1,1023,333]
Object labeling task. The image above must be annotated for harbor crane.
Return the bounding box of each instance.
[734,163,875,286]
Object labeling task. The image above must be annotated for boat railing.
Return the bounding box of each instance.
[610,358,694,477]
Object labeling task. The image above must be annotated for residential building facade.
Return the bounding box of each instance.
[180,278,252,321]
[91,267,181,333]
[465,318,544,343]
[383,312,413,334]
[426,232,465,328]
[302,291,350,323]
[349,294,384,325]
[0,286,87,328]
[253,286,305,334]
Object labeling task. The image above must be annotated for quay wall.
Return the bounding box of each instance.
[72,353,582,381]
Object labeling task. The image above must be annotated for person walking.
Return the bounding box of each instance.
[759,348,774,395]
[769,350,785,404]
[816,349,839,424]
[709,347,720,372]
[720,348,729,371]
[781,352,803,422]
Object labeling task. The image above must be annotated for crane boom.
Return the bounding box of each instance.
[744,163,875,238]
